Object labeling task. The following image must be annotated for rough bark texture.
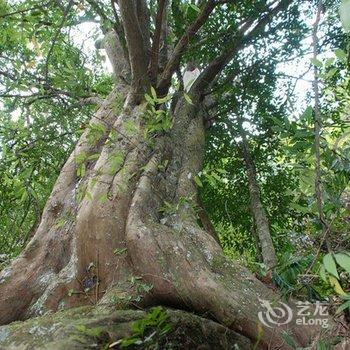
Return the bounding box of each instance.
[239,124,277,270]
[0,306,252,349]
[103,31,130,83]
[0,1,336,348]
[0,86,327,349]
[119,0,149,100]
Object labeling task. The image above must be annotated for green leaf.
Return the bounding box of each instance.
[325,57,335,67]
[310,57,322,67]
[20,189,28,203]
[334,253,350,274]
[340,0,350,32]
[281,331,297,349]
[316,341,330,350]
[334,49,347,61]
[109,151,124,174]
[157,94,172,104]
[336,299,350,314]
[194,175,203,187]
[211,172,222,182]
[323,253,339,279]
[125,334,141,346]
[301,106,313,121]
[144,93,155,106]
[326,68,337,79]
[88,153,100,161]
[319,265,327,282]
[184,93,193,105]
[151,86,157,100]
[189,3,200,12]
[290,203,309,214]
[114,248,127,255]
[77,163,86,178]
[124,120,138,135]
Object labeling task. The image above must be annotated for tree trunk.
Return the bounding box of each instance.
[0,84,327,348]
[239,122,277,270]
[312,0,331,251]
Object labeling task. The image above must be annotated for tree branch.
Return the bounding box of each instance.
[149,0,167,85]
[312,0,331,249]
[77,96,105,106]
[85,0,110,33]
[0,70,17,80]
[119,0,150,102]
[159,4,169,74]
[43,0,74,84]
[110,0,129,65]
[0,1,51,19]
[156,0,219,96]
[135,0,151,63]
[0,85,103,110]
[192,0,292,94]
[86,0,130,70]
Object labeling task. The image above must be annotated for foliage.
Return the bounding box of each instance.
[120,307,171,348]
[197,0,350,308]
[0,0,111,255]
[143,88,173,141]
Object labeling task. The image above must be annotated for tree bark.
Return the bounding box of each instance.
[312,0,331,250]
[0,86,327,348]
[0,1,333,348]
[238,121,277,270]
[0,306,252,349]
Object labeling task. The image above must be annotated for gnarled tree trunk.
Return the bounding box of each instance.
[0,85,327,349]
[0,0,333,348]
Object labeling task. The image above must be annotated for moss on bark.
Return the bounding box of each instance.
[0,306,251,349]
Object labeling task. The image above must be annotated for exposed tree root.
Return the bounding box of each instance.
[0,306,252,349]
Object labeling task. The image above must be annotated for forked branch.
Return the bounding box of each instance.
[149,0,168,85]
[156,0,219,95]
[119,0,150,100]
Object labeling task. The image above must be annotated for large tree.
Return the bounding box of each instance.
[0,0,340,348]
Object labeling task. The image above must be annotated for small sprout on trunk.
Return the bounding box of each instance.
[114,248,127,256]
